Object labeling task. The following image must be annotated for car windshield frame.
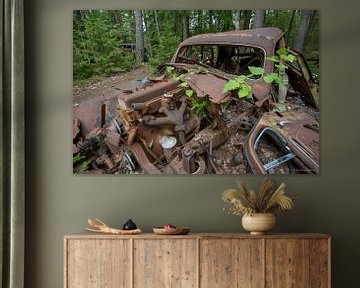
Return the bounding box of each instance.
[174,43,266,79]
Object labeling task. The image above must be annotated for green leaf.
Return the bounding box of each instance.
[238,84,251,98]
[263,73,278,84]
[274,75,284,85]
[185,89,194,97]
[276,63,288,71]
[178,81,189,87]
[267,56,279,62]
[248,66,264,76]
[165,66,174,73]
[276,48,288,56]
[236,75,247,82]
[283,54,296,62]
[223,79,240,93]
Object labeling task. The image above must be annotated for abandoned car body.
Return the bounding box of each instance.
[73,28,319,174]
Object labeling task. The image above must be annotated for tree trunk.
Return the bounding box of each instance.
[305,10,318,43]
[241,10,251,30]
[286,10,296,44]
[209,10,214,31]
[143,11,153,59]
[233,10,240,30]
[294,10,311,52]
[154,10,160,37]
[182,13,189,40]
[134,10,144,63]
[253,10,265,28]
[197,10,203,30]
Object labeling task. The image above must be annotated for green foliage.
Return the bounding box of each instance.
[74,159,92,174]
[222,66,263,100]
[73,10,318,82]
[73,153,86,164]
[178,81,189,88]
[73,10,136,80]
[73,153,91,173]
[176,79,210,119]
[263,73,282,84]
[185,89,194,97]
[148,17,181,67]
[165,66,175,74]
[248,66,264,76]
[223,77,252,100]
[264,48,296,85]
[187,90,210,119]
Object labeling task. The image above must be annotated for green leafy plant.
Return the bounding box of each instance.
[73,153,91,173]
[222,66,264,100]
[178,80,211,119]
[165,66,211,119]
[184,87,210,120]
[222,179,294,216]
[263,48,296,85]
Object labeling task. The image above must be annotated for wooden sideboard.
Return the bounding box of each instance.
[64,233,330,288]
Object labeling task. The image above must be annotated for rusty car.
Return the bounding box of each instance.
[73,27,319,174]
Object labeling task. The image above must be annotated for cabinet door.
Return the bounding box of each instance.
[200,239,264,288]
[266,239,317,288]
[134,239,198,288]
[309,239,330,288]
[65,239,131,288]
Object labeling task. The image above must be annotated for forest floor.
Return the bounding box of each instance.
[73,65,152,104]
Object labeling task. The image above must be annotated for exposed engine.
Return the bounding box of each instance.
[73,71,319,175]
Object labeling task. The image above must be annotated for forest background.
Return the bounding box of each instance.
[73,10,319,83]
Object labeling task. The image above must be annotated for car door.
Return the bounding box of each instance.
[286,49,319,109]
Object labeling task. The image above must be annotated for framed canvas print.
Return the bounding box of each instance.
[72,10,319,175]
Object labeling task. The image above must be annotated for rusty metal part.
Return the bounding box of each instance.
[139,138,163,164]
[136,123,175,158]
[251,81,272,104]
[106,118,126,136]
[174,28,284,55]
[142,100,187,127]
[95,154,114,170]
[104,131,122,148]
[127,127,137,146]
[184,112,201,138]
[288,49,319,109]
[121,109,137,126]
[131,103,148,114]
[189,126,227,149]
[104,139,122,155]
[129,143,161,174]
[181,145,195,173]
[73,143,81,154]
[123,151,136,171]
[226,111,254,133]
[73,92,120,136]
[118,80,179,111]
[73,118,81,140]
[244,111,319,174]
[85,127,101,139]
[186,73,228,103]
[170,28,288,104]
[191,157,207,174]
[142,99,187,144]
[180,145,207,174]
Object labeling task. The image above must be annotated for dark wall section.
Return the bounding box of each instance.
[25,0,360,287]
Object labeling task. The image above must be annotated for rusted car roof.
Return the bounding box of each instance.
[177,27,284,50]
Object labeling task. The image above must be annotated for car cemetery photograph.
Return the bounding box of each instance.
[73,10,319,175]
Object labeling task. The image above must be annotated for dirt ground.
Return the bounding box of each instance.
[73,65,152,104]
